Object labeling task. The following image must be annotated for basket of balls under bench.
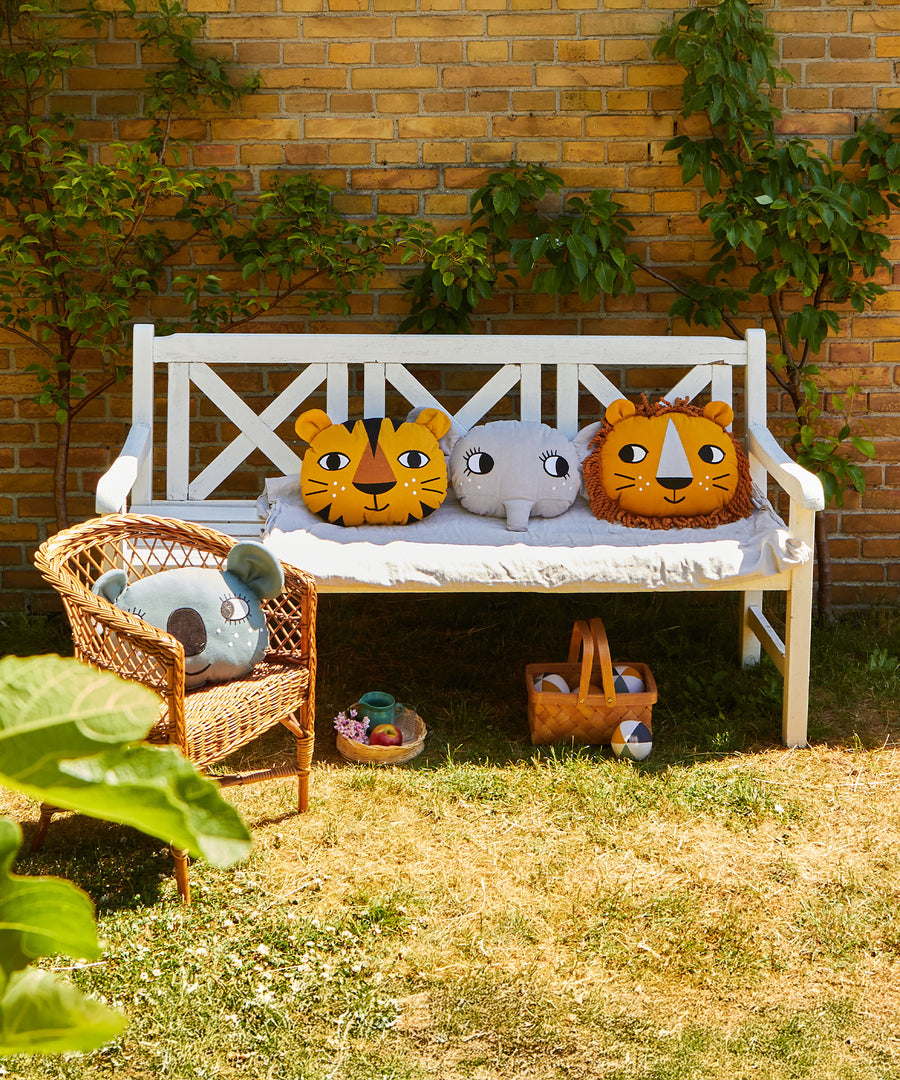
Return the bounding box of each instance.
[526,617,657,750]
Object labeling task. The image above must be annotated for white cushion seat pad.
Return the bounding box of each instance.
[258,477,811,592]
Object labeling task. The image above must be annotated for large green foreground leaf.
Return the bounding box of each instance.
[0,969,126,1054]
[0,819,98,977]
[0,820,125,1054]
[0,655,251,865]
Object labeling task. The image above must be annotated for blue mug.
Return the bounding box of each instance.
[358,691,404,727]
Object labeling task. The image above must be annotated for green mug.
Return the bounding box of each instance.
[358,691,404,727]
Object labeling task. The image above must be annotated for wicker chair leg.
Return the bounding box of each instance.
[30,804,58,852]
[296,727,314,814]
[171,846,191,904]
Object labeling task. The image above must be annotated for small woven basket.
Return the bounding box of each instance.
[525,617,657,746]
[336,708,427,765]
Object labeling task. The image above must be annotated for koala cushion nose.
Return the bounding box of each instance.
[167,607,208,657]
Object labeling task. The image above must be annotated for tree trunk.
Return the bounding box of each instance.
[53,414,71,532]
[814,510,834,627]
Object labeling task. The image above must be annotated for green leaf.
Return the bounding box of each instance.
[0,820,126,1054]
[0,819,99,979]
[0,967,126,1055]
[0,656,251,867]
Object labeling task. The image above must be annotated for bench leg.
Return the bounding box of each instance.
[781,554,815,749]
[740,589,763,667]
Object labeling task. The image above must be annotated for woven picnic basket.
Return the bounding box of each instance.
[525,617,657,746]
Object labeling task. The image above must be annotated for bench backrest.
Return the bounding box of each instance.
[131,326,768,505]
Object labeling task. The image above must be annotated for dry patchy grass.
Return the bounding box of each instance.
[3,595,900,1078]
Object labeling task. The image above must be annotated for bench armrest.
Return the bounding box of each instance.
[747,423,825,511]
[95,423,152,515]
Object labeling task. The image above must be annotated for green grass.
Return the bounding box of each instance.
[2,594,900,1078]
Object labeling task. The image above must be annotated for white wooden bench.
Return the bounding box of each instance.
[96,325,825,747]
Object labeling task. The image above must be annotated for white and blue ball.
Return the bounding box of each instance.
[612,664,645,695]
[611,719,653,761]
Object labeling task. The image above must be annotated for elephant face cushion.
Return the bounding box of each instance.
[448,420,581,532]
[581,396,754,529]
[92,541,284,689]
[294,408,451,527]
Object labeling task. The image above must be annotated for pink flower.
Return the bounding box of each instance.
[333,708,370,744]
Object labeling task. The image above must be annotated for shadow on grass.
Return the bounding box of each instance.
[15,814,169,912]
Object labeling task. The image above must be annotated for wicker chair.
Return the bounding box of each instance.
[32,513,318,902]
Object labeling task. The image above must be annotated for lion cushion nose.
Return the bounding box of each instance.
[167,607,208,657]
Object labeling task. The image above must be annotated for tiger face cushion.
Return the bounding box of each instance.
[294,408,452,527]
[582,397,753,529]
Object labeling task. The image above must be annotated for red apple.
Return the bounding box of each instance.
[369,723,403,746]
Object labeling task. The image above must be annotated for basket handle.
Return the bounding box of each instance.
[567,619,616,707]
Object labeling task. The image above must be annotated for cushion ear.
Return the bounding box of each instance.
[605,399,636,425]
[414,407,451,441]
[92,568,128,603]
[703,401,734,429]
[573,421,604,463]
[295,408,334,445]
[226,542,284,599]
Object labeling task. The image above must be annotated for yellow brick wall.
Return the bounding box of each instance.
[3,0,899,610]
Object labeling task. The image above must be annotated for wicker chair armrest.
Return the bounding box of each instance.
[265,562,318,662]
[69,590,186,693]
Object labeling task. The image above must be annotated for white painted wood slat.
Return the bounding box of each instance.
[186,364,305,500]
[188,365,326,500]
[166,362,191,501]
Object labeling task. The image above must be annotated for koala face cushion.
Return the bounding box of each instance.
[447,420,581,532]
[92,542,284,689]
[581,397,754,529]
[295,408,452,527]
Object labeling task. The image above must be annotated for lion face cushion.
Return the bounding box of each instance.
[447,420,581,532]
[92,542,284,689]
[295,408,451,527]
[582,397,753,529]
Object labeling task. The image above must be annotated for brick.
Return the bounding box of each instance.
[209,119,301,140]
[471,140,516,162]
[0,524,39,541]
[353,68,439,89]
[513,41,555,62]
[605,40,650,63]
[207,16,299,38]
[374,42,417,63]
[486,14,576,35]
[350,168,439,190]
[302,16,394,37]
[776,113,855,135]
[511,91,558,111]
[306,118,393,139]
[585,116,674,138]
[517,141,562,163]
[326,43,369,64]
[421,41,464,63]
[581,13,665,34]
[442,66,531,88]
[468,42,509,63]
[261,68,346,89]
[494,115,581,138]
[806,62,893,84]
[627,64,687,88]
[395,15,483,36]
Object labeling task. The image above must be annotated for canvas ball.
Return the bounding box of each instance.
[535,673,570,694]
[613,664,645,695]
[611,719,653,761]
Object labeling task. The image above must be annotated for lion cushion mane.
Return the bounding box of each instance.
[582,397,753,530]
